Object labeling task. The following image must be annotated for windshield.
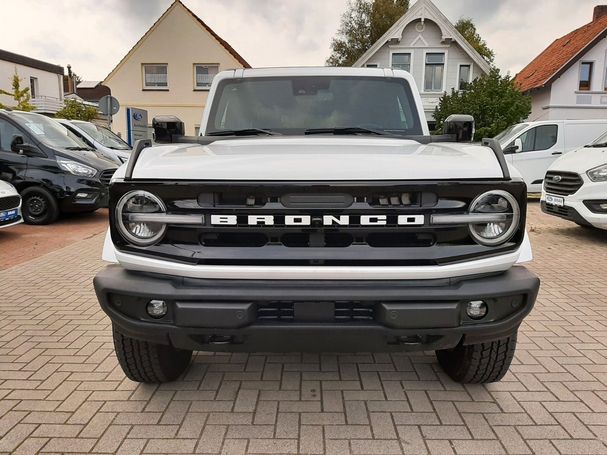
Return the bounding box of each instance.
[11,112,90,149]
[76,122,131,150]
[494,123,528,144]
[207,76,423,136]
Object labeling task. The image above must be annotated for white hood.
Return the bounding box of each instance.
[114,137,504,181]
[0,180,19,196]
[549,146,607,173]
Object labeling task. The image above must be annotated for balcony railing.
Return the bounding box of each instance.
[30,96,64,114]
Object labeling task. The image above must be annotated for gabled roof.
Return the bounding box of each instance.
[515,15,607,93]
[0,49,63,75]
[353,0,491,74]
[103,0,250,83]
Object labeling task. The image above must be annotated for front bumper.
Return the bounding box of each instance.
[59,177,109,212]
[541,181,607,230]
[94,265,539,353]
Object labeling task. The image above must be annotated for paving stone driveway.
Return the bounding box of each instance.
[1,204,606,455]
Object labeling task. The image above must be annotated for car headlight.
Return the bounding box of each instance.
[468,190,520,246]
[57,158,97,177]
[587,163,607,182]
[116,190,166,246]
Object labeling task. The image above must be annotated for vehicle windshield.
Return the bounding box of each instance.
[11,112,90,150]
[76,122,131,150]
[587,130,607,147]
[207,76,423,136]
[494,123,528,144]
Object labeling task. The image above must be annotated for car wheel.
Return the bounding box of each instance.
[436,333,517,384]
[112,324,192,383]
[21,187,59,225]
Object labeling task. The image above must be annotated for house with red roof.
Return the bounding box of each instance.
[103,0,250,139]
[515,5,607,121]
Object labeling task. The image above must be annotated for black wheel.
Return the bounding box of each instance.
[112,325,192,383]
[436,333,517,384]
[21,187,59,225]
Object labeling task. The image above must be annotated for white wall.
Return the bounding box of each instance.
[0,60,63,107]
[358,19,484,122]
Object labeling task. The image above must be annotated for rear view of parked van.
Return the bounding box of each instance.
[495,120,607,193]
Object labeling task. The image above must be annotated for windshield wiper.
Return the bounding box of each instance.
[304,127,388,136]
[207,128,278,136]
[585,142,607,148]
[65,146,95,151]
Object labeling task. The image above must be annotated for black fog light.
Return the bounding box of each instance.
[466,300,488,320]
[147,300,167,318]
[584,200,607,213]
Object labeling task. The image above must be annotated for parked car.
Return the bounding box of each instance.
[0,110,118,225]
[0,180,22,228]
[56,119,131,164]
[495,120,607,193]
[541,131,607,230]
[95,67,539,385]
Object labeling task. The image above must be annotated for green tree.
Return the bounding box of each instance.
[327,0,410,66]
[55,99,98,121]
[0,73,35,111]
[454,18,494,64]
[433,68,531,141]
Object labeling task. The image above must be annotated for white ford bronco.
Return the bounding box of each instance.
[94,67,539,384]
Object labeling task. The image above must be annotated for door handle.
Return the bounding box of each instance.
[551,152,562,155]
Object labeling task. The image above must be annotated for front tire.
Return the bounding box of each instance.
[21,186,59,225]
[436,333,517,384]
[112,325,192,383]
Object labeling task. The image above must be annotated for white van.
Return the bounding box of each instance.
[495,120,607,193]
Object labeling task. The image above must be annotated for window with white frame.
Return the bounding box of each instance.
[194,64,219,89]
[143,64,168,89]
[458,65,471,90]
[391,53,411,72]
[29,77,38,98]
[424,53,445,92]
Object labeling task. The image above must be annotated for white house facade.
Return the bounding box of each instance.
[516,6,607,121]
[0,49,64,114]
[353,0,491,126]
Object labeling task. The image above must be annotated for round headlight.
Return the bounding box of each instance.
[468,190,520,246]
[116,190,166,246]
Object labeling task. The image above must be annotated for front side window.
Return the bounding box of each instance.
[10,112,89,150]
[579,62,593,91]
[424,53,445,92]
[194,64,219,89]
[392,53,411,72]
[458,65,471,90]
[143,64,168,89]
[207,76,423,136]
[0,119,23,151]
[516,125,558,152]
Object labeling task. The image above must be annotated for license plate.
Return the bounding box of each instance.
[545,194,564,207]
[0,209,18,222]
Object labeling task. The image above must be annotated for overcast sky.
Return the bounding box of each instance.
[1,0,605,81]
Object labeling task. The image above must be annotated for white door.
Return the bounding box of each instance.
[508,124,560,193]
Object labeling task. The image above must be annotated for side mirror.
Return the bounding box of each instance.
[152,116,185,144]
[443,114,475,143]
[514,138,523,153]
[10,135,43,156]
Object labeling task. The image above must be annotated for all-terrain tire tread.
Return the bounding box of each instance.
[112,326,192,383]
[436,333,517,384]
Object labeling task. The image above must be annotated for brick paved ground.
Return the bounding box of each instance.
[0,209,108,270]
[0,203,606,454]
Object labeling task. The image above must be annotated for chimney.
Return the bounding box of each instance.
[594,5,607,21]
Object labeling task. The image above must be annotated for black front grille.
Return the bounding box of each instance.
[110,180,527,266]
[544,171,583,195]
[544,203,571,219]
[99,169,116,186]
[256,302,375,323]
[0,196,20,211]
